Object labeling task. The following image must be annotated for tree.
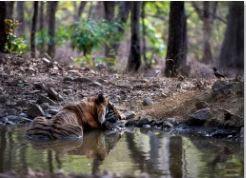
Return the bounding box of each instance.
[127,2,142,72]
[47,1,58,58]
[218,2,243,69]
[164,2,187,77]
[77,2,87,20]
[141,2,147,67]
[30,2,38,58]
[6,2,15,19]
[16,2,25,36]
[192,2,217,64]
[0,2,7,52]
[103,2,115,57]
[39,1,45,54]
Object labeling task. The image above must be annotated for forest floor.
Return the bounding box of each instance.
[0,53,244,178]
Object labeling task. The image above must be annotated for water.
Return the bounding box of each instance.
[0,126,243,178]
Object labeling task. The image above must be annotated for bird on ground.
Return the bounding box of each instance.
[213,67,225,79]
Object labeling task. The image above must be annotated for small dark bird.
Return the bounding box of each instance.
[213,67,225,79]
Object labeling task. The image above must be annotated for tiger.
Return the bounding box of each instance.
[26,93,123,140]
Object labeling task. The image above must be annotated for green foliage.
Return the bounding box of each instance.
[4,19,28,54]
[70,20,122,56]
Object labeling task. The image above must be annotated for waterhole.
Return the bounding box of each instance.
[0,126,243,178]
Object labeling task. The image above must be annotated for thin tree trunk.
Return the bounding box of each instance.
[47,1,58,59]
[202,2,212,64]
[0,2,7,52]
[127,2,142,72]
[164,2,187,77]
[30,2,38,58]
[218,2,244,69]
[16,2,25,36]
[77,1,87,21]
[103,2,115,58]
[112,2,132,55]
[39,1,45,54]
[141,2,147,67]
[6,2,14,19]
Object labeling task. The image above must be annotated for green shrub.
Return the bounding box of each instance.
[70,20,122,56]
[4,19,28,54]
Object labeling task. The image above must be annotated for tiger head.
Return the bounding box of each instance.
[94,93,109,125]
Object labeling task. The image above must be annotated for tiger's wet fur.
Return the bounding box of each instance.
[26,94,123,140]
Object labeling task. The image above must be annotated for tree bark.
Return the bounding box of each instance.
[103,2,115,58]
[127,2,142,72]
[6,2,15,19]
[218,2,244,69]
[47,1,58,59]
[141,2,147,67]
[0,2,7,52]
[39,1,45,54]
[202,2,213,64]
[77,1,87,20]
[164,2,187,77]
[16,2,25,36]
[30,2,38,58]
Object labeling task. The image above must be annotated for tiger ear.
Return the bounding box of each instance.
[96,93,105,104]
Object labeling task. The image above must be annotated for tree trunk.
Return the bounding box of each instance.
[202,2,212,64]
[141,2,147,67]
[0,2,7,52]
[77,2,87,21]
[30,2,38,58]
[164,2,187,77]
[103,2,115,58]
[112,2,132,55]
[6,2,14,19]
[218,2,243,69]
[47,1,58,59]
[16,2,25,36]
[39,1,45,54]
[127,2,142,72]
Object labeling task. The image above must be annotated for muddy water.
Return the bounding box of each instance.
[0,126,243,178]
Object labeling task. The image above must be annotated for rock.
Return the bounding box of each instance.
[162,121,174,129]
[27,104,45,118]
[124,111,136,120]
[37,95,56,105]
[33,82,46,90]
[47,107,59,115]
[41,57,52,66]
[188,108,211,126]
[212,80,233,97]
[142,124,151,129]
[74,77,93,83]
[63,76,74,83]
[125,119,138,127]
[0,95,7,104]
[40,103,50,110]
[223,110,243,128]
[90,81,102,88]
[138,118,151,127]
[142,97,153,106]
[240,127,244,138]
[195,101,209,110]
[46,87,63,101]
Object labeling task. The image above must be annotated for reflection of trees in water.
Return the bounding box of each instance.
[189,137,243,178]
[28,130,121,174]
[169,136,183,178]
[126,132,184,178]
[0,128,6,172]
[125,132,164,176]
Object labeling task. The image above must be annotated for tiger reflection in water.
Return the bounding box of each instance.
[28,130,121,174]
